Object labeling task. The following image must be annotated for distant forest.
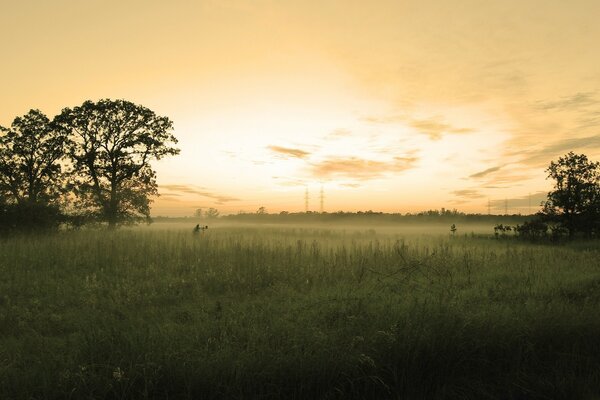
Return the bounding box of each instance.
[164,208,531,225]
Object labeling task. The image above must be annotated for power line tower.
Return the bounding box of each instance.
[319,185,324,213]
[304,187,309,213]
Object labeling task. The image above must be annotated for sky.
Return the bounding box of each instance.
[1,0,599,216]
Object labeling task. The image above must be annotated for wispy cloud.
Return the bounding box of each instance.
[451,189,485,199]
[271,176,307,187]
[326,128,352,139]
[409,117,473,140]
[157,195,183,201]
[536,92,598,111]
[362,114,405,124]
[363,113,473,140]
[469,165,503,179]
[577,110,600,129]
[160,184,240,204]
[511,134,600,167]
[267,145,311,159]
[309,156,418,180]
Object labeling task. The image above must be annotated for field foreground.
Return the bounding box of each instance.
[1,225,600,399]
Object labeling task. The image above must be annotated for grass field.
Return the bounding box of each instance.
[1,224,600,399]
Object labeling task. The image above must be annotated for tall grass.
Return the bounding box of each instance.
[0,226,599,399]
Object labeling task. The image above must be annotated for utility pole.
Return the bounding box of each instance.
[304,187,309,213]
[320,185,324,213]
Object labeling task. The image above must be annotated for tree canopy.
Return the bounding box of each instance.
[54,99,179,227]
[541,152,600,237]
[0,109,67,205]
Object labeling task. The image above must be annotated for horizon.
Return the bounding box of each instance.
[2,1,599,216]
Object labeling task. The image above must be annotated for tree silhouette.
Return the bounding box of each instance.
[205,208,220,219]
[542,152,600,237]
[0,110,67,232]
[0,110,67,205]
[54,99,179,227]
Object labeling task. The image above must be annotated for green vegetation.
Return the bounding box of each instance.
[540,152,600,238]
[1,225,599,399]
[0,100,179,232]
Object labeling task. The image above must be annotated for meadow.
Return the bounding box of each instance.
[1,223,599,399]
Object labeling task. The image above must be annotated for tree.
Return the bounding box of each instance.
[257,206,267,214]
[515,220,548,241]
[0,109,67,205]
[194,208,203,218]
[205,207,220,219]
[0,110,67,231]
[54,99,179,227]
[541,152,600,237]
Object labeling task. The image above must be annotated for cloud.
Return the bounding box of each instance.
[361,114,405,124]
[511,134,600,167]
[451,189,485,199]
[309,156,417,180]
[536,92,598,111]
[363,114,473,140]
[326,128,352,139]
[482,185,513,189]
[160,184,240,204]
[410,117,474,140]
[271,176,307,187]
[577,110,600,129]
[469,165,503,179]
[267,145,311,159]
[340,183,361,188]
[157,195,183,201]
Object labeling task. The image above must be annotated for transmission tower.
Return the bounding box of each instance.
[320,186,324,213]
[304,187,309,213]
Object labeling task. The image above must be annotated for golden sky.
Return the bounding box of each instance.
[2,0,599,215]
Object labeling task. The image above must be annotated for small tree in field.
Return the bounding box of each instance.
[55,99,179,227]
[205,207,220,219]
[541,152,600,237]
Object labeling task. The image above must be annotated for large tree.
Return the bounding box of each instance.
[55,99,179,227]
[0,109,67,205]
[542,152,600,237]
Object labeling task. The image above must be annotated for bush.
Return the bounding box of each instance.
[0,202,64,234]
[515,220,548,241]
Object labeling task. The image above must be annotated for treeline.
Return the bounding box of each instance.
[0,100,179,233]
[216,210,530,225]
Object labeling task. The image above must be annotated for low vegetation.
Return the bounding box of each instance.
[1,225,599,399]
